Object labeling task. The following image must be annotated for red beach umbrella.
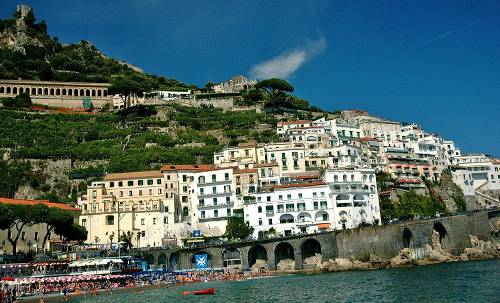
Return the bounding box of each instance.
[1,276,15,281]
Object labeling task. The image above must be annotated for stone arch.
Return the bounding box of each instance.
[62,88,66,96]
[248,244,267,269]
[0,87,4,94]
[13,87,17,94]
[56,88,60,96]
[50,88,54,95]
[6,87,11,94]
[86,89,90,97]
[103,89,108,97]
[44,88,48,95]
[315,210,329,222]
[146,254,156,269]
[433,222,447,243]
[192,250,212,268]
[279,214,294,224]
[38,88,42,95]
[402,227,412,248]
[97,90,102,97]
[297,212,312,223]
[92,89,96,97]
[158,253,167,267]
[222,247,241,267]
[301,238,321,263]
[74,89,78,96]
[168,252,179,270]
[275,242,295,269]
[31,87,36,95]
[80,89,84,96]
[19,87,24,94]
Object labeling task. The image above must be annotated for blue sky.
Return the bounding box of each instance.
[2,1,499,155]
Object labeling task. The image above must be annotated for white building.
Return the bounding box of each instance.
[244,168,381,238]
[156,90,191,101]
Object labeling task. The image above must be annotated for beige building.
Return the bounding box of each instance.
[0,198,80,254]
[76,171,171,248]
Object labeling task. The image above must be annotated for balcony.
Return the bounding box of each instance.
[198,191,233,198]
[199,216,230,222]
[197,179,232,187]
[198,201,234,209]
[266,210,275,217]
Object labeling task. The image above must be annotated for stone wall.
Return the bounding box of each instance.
[137,211,494,270]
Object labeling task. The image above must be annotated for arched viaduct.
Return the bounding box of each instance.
[135,210,497,271]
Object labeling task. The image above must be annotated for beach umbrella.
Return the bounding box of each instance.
[1,276,14,281]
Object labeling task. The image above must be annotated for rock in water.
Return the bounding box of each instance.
[276,259,295,271]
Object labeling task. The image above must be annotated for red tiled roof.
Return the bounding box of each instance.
[253,163,279,168]
[160,164,215,172]
[273,181,327,189]
[234,168,257,174]
[104,170,163,181]
[0,198,79,212]
[238,142,257,148]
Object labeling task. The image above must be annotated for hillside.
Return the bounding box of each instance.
[0,6,192,91]
[0,104,281,201]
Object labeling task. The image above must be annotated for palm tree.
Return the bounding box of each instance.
[119,231,133,252]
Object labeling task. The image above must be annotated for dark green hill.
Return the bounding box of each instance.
[0,6,192,91]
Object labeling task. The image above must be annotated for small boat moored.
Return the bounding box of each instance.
[193,287,215,295]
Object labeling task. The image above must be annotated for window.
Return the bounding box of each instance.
[259,218,262,225]
[81,219,87,228]
[320,201,327,209]
[129,190,133,196]
[118,181,123,187]
[183,186,188,192]
[277,204,284,213]
[158,189,162,194]
[214,210,219,217]
[163,217,168,224]
[321,192,325,197]
[313,192,317,198]
[141,231,146,237]
[34,232,39,240]
[138,180,144,186]
[128,181,134,186]
[313,201,319,210]
[268,218,273,225]
[106,215,115,225]
[225,173,229,181]
[157,179,162,184]
[141,218,145,225]
[92,191,97,198]
[139,190,143,196]
[201,211,206,219]
[298,193,303,199]
[110,182,115,188]
[279,195,283,200]
[212,186,217,194]
[297,203,305,211]
[199,176,205,184]
[258,206,262,213]
[286,203,294,212]
[213,198,218,206]
[153,218,157,225]
[287,194,292,200]
[212,174,217,182]
[227,208,231,216]
[266,196,271,202]
[182,175,187,182]
[226,196,231,204]
[147,179,153,185]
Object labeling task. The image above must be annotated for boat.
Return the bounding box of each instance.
[193,288,215,295]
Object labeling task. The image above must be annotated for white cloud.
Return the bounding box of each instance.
[249,37,326,80]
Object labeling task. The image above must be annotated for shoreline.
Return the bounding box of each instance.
[18,256,498,303]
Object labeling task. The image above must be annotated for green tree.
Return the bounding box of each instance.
[108,78,142,110]
[240,88,264,106]
[3,204,32,255]
[56,223,87,245]
[204,81,215,92]
[42,207,74,249]
[224,216,254,241]
[38,63,54,81]
[119,231,134,251]
[254,78,294,107]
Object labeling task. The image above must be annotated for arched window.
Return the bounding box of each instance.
[80,89,84,96]
[6,87,11,94]
[369,175,374,182]
[0,87,4,94]
[13,87,17,94]
[62,89,66,95]
[86,89,90,97]
[19,87,24,93]
[38,88,42,95]
[31,87,36,95]
[103,90,108,97]
[258,206,262,213]
[50,88,54,95]
[92,89,96,97]
[351,174,355,182]
[362,174,367,182]
[343,174,347,182]
[97,90,102,97]
[56,88,60,96]
[334,175,338,182]
[44,88,48,95]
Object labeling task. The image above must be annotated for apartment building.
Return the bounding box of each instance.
[77,171,169,248]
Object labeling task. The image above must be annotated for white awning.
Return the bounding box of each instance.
[110,259,123,264]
